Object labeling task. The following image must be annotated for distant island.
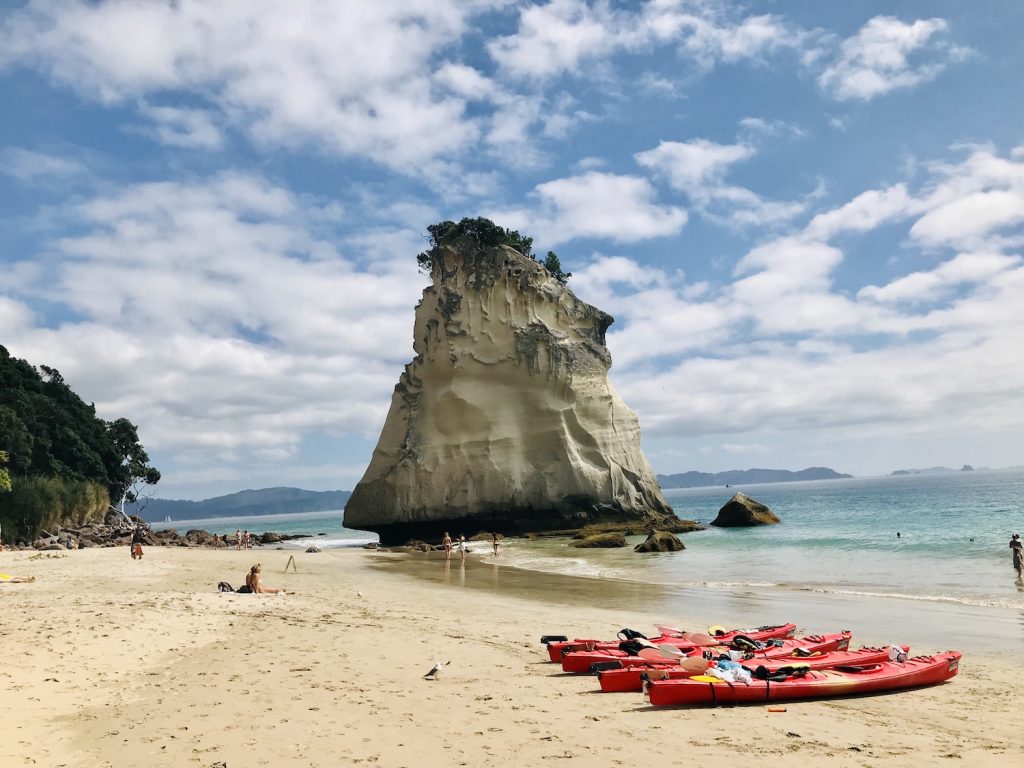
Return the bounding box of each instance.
[128,487,351,523]
[657,467,852,489]
[890,465,980,476]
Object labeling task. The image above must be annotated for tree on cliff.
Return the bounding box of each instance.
[417,217,545,272]
[542,250,571,283]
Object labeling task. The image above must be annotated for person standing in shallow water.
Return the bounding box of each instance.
[442,532,452,561]
[1010,534,1023,579]
[458,534,467,562]
[492,531,499,557]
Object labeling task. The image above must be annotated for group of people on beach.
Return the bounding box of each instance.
[1011,533,1023,580]
[234,529,252,550]
[441,531,500,561]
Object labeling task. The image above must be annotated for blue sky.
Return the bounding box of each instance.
[2,0,1023,500]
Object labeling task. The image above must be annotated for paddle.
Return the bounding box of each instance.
[677,657,712,676]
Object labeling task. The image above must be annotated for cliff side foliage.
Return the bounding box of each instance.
[417,217,570,283]
[0,345,159,538]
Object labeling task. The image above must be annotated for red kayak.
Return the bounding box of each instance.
[561,631,851,674]
[598,642,905,692]
[646,651,960,706]
[543,623,798,663]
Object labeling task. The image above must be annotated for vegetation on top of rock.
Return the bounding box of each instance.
[0,345,160,538]
[416,217,570,282]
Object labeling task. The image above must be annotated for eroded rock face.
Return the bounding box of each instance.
[344,238,677,544]
[710,492,780,527]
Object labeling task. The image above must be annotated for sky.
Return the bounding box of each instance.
[2,0,1023,500]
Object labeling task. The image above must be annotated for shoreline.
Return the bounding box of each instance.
[373,550,1024,658]
[1,546,1018,767]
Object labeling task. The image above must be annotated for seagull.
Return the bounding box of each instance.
[423,660,450,680]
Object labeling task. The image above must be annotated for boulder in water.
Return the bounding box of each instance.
[634,530,685,552]
[710,492,780,527]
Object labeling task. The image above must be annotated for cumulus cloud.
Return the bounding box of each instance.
[574,146,1024,460]
[138,104,223,149]
[490,171,688,245]
[0,147,87,181]
[636,138,809,227]
[0,0,486,170]
[818,16,970,101]
[2,172,429,491]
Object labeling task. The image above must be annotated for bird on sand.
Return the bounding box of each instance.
[423,660,450,680]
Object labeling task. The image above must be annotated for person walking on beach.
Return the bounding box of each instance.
[1010,534,1023,579]
[458,534,467,562]
[492,531,499,557]
[130,525,144,560]
[442,532,452,561]
[243,529,251,549]
[235,529,242,550]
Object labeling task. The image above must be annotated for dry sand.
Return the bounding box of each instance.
[0,545,1020,767]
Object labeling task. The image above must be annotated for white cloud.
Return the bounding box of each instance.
[636,138,808,227]
[138,104,223,149]
[805,184,914,240]
[0,147,87,181]
[818,16,969,101]
[0,0,487,170]
[490,171,688,245]
[2,172,427,474]
[858,252,1021,303]
[910,190,1024,248]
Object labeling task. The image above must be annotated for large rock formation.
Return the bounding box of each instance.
[344,232,678,544]
[710,492,780,527]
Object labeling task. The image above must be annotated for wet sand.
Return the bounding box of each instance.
[0,546,1019,767]
[378,552,1024,656]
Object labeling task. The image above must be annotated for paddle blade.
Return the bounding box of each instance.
[657,643,685,659]
[684,632,718,646]
[637,647,668,662]
[654,624,685,637]
[678,657,711,676]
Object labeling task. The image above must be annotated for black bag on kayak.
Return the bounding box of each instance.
[616,628,648,641]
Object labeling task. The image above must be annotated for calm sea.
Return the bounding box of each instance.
[500,469,1024,614]
[153,469,1024,613]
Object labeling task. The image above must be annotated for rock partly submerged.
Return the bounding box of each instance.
[634,530,685,552]
[344,226,684,545]
[710,492,780,527]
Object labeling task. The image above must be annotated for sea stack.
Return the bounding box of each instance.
[344,220,678,544]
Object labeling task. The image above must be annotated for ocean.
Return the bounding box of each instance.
[153,469,1024,651]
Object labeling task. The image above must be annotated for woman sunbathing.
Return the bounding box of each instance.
[245,563,284,594]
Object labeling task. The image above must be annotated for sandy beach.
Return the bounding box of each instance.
[1,546,1020,768]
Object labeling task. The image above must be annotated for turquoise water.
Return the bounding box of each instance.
[498,469,1024,612]
[153,470,1024,611]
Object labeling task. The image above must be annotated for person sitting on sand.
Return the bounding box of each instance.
[245,563,284,594]
[1010,534,1023,579]
[442,531,452,561]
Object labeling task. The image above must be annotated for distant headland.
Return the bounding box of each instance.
[128,487,351,522]
[657,467,852,489]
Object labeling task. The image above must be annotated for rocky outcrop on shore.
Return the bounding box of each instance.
[634,530,685,552]
[8,511,304,550]
[345,231,681,545]
[710,492,780,527]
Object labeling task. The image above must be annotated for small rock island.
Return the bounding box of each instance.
[344,219,681,544]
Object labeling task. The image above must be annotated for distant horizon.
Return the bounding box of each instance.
[141,463,1024,503]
